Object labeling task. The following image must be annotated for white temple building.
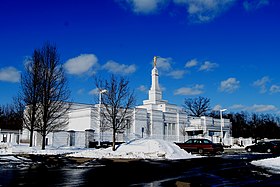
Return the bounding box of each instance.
[136,56,187,142]
[21,57,232,147]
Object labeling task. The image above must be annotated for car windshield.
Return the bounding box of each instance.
[203,139,211,144]
[186,139,212,144]
[186,139,193,144]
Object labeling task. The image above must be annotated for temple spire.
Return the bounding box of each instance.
[143,56,167,105]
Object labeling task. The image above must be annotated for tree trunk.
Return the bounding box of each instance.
[112,128,116,151]
[42,129,46,150]
[42,135,46,150]
[29,127,33,147]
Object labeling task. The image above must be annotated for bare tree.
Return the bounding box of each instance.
[20,51,42,146]
[184,96,211,117]
[35,43,71,150]
[11,96,25,130]
[179,123,187,142]
[95,75,136,151]
[0,103,23,131]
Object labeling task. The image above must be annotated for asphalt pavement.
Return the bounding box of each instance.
[1,151,280,186]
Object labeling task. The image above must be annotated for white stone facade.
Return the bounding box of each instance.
[137,64,187,142]
[0,129,21,144]
[186,116,232,145]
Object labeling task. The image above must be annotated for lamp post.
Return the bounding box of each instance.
[220,109,227,144]
[99,89,107,146]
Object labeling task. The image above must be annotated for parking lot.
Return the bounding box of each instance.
[1,149,280,186]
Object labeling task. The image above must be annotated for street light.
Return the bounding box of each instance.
[220,109,227,144]
[99,89,107,146]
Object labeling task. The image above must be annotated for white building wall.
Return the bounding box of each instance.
[149,110,164,139]
[186,116,232,144]
[74,131,86,147]
[133,108,148,138]
[177,112,188,142]
[52,131,69,147]
[68,107,92,131]
[90,108,99,136]
[21,129,29,141]
[163,112,177,140]
[0,130,21,144]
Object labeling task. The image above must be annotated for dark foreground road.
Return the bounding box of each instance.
[1,153,280,186]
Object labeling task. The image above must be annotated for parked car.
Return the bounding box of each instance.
[175,138,224,155]
[245,141,280,153]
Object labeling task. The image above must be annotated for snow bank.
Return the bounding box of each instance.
[2,138,200,160]
[67,138,199,160]
[0,143,12,154]
[251,157,280,173]
[3,144,86,155]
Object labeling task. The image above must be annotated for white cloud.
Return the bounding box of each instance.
[270,85,280,93]
[126,0,167,14]
[154,57,172,71]
[253,76,270,93]
[174,84,204,95]
[248,104,277,112]
[121,0,268,23]
[137,85,148,92]
[159,84,166,91]
[219,77,240,93]
[243,0,269,11]
[229,104,246,110]
[64,54,98,75]
[0,67,20,83]
[199,61,219,71]
[185,59,198,68]
[167,70,186,79]
[103,60,136,75]
[88,88,99,96]
[229,104,277,113]
[77,89,85,95]
[154,57,186,79]
[212,104,222,111]
[174,0,236,23]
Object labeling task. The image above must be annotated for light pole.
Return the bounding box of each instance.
[99,89,107,146]
[220,109,227,144]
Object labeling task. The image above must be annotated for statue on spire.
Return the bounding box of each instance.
[153,56,157,67]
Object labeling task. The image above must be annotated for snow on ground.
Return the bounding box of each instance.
[251,157,280,174]
[0,143,87,156]
[10,144,87,155]
[0,138,199,160]
[68,138,199,160]
[228,144,245,149]
[3,138,280,171]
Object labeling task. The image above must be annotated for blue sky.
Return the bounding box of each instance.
[0,0,280,114]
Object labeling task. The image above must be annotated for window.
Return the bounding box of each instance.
[2,134,7,143]
[203,139,211,144]
[172,123,176,135]
[163,123,167,135]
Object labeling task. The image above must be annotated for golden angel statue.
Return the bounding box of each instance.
[153,56,157,67]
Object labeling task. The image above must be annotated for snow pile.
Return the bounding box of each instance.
[68,138,199,160]
[0,143,12,154]
[251,157,280,173]
[2,138,200,160]
[229,144,245,149]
